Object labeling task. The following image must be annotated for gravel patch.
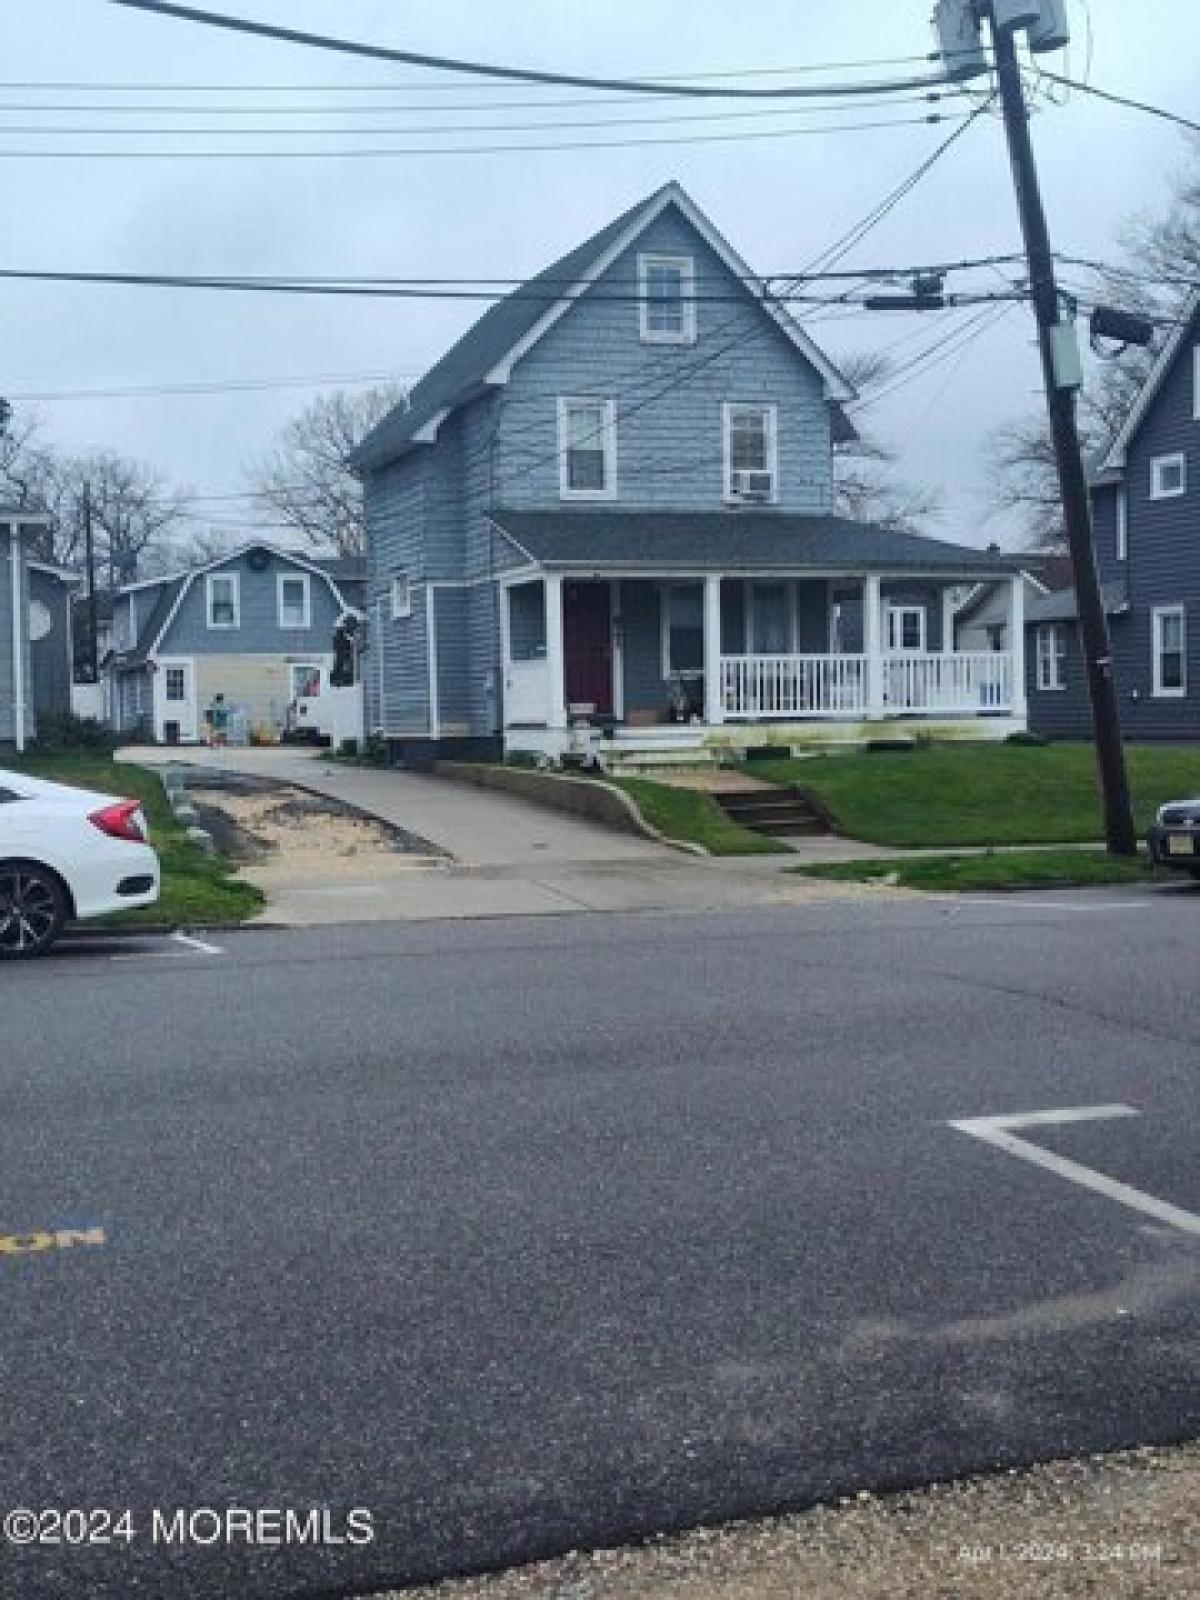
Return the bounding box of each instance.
[365,1444,1198,1600]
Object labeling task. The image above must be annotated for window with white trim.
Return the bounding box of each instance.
[206,572,240,629]
[290,662,322,700]
[1035,623,1066,690]
[164,666,187,703]
[277,572,311,629]
[1116,485,1128,562]
[1150,452,1186,500]
[1152,605,1186,697]
[638,253,695,344]
[659,584,704,677]
[723,403,778,502]
[886,604,926,653]
[558,397,616,499]
[390,573,412,620]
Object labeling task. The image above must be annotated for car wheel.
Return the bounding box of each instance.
[0,861,67,959]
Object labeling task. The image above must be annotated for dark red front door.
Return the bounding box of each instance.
[563,581,613,715]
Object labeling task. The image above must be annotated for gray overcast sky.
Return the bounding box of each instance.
[3,0,1196,548]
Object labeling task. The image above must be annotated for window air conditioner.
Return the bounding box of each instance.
[730,469,774,502]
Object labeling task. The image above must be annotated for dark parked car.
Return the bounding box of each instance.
[1148,798,1200,879]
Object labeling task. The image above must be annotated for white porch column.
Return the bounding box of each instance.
[941,588,958,653]
[863,573,884,719]
[703,574,725,725]
[1009,572,1028,720]
[544,573,567,729]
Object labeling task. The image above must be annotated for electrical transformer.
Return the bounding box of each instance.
[989,0,1043,31]
[1027,0,1071,52]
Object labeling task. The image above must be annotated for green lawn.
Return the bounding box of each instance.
[7,753,263,927]
[794,848,1157,894]
[606,776,790,855]
[750,743,1200,848]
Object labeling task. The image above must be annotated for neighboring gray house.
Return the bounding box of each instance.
[954,553,1073,654]
[106,543,365,744]
[1026,289,1200,741]
[1,507,73,751]
[354,182,1026,767]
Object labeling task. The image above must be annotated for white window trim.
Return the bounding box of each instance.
[1193,344,1200,422]
[1035,623,1065,691]
[276,571,311,630]
[722,401,779,504]
[638,252,696,346]
[886,603,927,655]
[390,572,412,621]
[205,571,240,630]
[1152,604,1187,698]
[289,661,322,700]
[1150,451,1186,500]
[558,396,617,502]
[1116,485,1128,562]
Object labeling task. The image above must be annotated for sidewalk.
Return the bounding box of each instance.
[120,748,870,924]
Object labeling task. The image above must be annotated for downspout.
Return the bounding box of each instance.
[9,525,26,752]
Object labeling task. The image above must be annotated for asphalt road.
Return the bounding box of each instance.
[2,885,1199,1599]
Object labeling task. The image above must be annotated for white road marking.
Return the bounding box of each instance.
[170,931,225,955]
[944,897,1155,914]
[948,1105,1200,1237]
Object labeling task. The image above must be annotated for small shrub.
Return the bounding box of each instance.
[362,734,391,766]
[32,711,118,754]
[339,737,360,759]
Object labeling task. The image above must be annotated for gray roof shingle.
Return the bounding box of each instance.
[489,509,1023,575]
[1025,583,1129,624]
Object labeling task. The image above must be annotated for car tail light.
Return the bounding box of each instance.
[88,800,149,843]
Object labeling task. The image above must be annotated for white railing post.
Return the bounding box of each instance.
[1009,573,1028,722]
[704,575,725,724]
[544,573,566,729]
[863,575,885,718]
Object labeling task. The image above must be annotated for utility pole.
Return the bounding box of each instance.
[985,8,1137,855]
[83,479,99,685]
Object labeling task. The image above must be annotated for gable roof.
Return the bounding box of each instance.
[1025,583,1130,624]
[488,508,1021,576]
[111,541,362,667]
[352,181,855,473]
[1100,288,1200,472]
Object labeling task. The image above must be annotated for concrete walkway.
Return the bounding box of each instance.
[120,747,867,925]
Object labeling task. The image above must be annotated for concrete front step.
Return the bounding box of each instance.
[715,786,830,839]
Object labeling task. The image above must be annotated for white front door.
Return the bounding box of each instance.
[156,658,198,743]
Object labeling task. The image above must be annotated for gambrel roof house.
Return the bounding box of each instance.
[1025,289,1200,740]
[354,182,1026,766]
[105,542,365,745]
[1,507,74,751]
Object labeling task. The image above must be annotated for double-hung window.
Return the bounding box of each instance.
[1150,452,1186,500]
[164,666,187,703]
[638,253,695,344]
[559,397,616,500]
[1036,623,1066,690]
[887,604,926,654]
[390,572,412,621]
[1152,605,1186,697]
[277,572,311,630]
[206,572,240,630]
[723,403,777,502]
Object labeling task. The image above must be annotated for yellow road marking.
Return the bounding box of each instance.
[0,1226,106,1256]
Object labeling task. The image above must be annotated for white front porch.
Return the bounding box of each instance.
[500,570,1027,764]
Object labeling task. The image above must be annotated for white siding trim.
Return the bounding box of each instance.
[1116,486,1128,562]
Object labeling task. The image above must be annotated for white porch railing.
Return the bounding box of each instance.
[884,651,1013,714]
[721,654,868,719]
[719,651,1014,719]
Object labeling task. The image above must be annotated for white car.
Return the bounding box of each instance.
[0,769,161,958]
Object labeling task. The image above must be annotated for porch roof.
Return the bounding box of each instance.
[490,509,1024,577]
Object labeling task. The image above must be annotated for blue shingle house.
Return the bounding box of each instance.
[106,542,365,745]
[1026,289,1200,741]
[354,182,1026,766]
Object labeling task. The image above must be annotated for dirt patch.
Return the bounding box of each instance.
[370,1444,1198,1600]
[646,771,778,794]
[185,772,442,868]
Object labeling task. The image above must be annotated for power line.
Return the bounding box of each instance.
[1034,70,1200,135]
[0,96,972,138]
[105,1,986,100]
[0,109,964,159]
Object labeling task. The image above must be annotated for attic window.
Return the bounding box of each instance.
[638,253,695,345]
[1150,452,1186,500]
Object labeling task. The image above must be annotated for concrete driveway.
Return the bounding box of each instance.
[119,747,850,924]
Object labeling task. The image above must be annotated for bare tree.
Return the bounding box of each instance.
[989,142,1199,548]
[832,352,944,535]
[249,385,406,559]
